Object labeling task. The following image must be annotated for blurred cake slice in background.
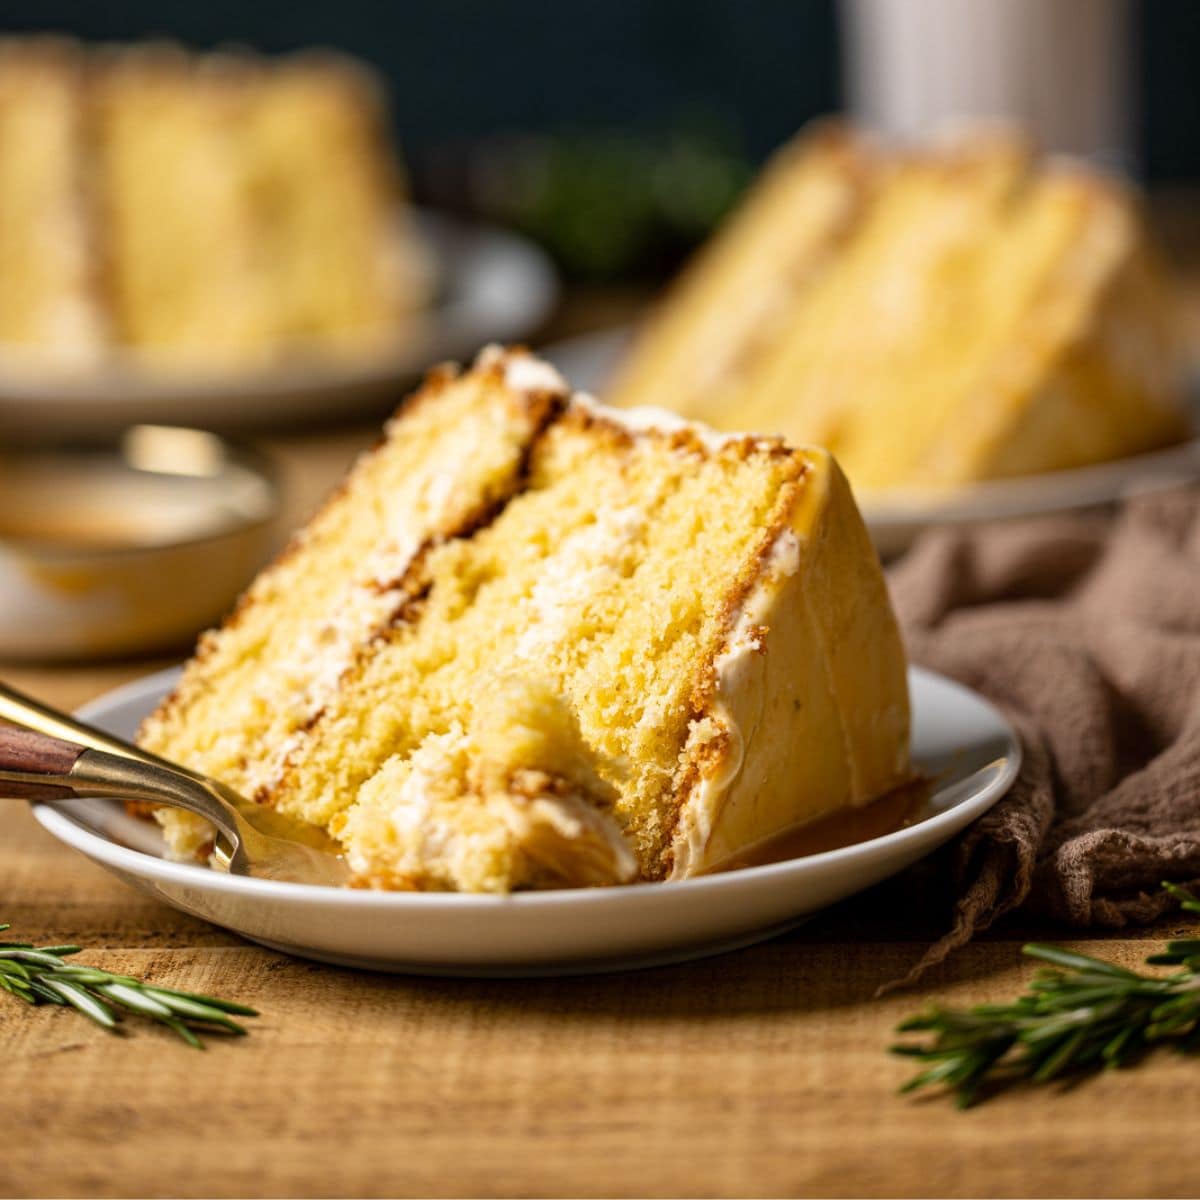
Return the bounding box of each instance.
[0,39,104,366]
[610,122,1190,491]
[608,122,880,434]
[0,37,427,372]
[92,45,273,366]
[138,347,912,891]
[240,52,426,355]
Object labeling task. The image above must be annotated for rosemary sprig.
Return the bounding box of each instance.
[893,882,1200,1107]
[0,923,257,1048]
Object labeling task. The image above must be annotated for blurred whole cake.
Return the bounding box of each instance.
[609,122,1191,491]
[138,346,912,891]
[0,37,425,371]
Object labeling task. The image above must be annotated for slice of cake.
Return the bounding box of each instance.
[91,45,274,365]
[138,347,911,890]
[0,39,103,364]
[605,123,878,432]
[239,52,426,353]
[0,37,425,371]
[609,123,1190,491]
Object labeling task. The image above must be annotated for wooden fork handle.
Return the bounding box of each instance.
[0,724,86,800]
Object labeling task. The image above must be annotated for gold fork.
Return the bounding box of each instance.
[0,681,348,887]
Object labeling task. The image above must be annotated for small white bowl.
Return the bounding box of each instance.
[0,426,278,660]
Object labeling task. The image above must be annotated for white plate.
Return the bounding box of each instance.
[0,210,558,440]
[543,326,1200,560]
[32,664,1019,976]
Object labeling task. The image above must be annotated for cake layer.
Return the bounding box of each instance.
[918,173,1187,482]
[609,123,877,430]
[734,132,1032,477]
[669,444,911,875]
[140,347,912,890]
[93,46,272,364]
[609,123,1189,490]
[139,353,562,858]
[0,40,102,362]
[239,54,423,351]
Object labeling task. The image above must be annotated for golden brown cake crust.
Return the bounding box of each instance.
[663,472,811,860]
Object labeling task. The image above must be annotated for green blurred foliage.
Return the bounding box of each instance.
[471,117,752,282]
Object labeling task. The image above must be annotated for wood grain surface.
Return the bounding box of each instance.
[5,796,1198,1199]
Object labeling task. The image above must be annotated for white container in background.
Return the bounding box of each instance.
[840,0,1134,168]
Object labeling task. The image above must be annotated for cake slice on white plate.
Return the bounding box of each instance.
[139,346,912,890]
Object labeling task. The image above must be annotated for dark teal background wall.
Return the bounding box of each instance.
[3,1,1197,180]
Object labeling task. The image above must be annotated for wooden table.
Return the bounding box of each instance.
[6,298,1200,1198]
[6,794,1197,1199]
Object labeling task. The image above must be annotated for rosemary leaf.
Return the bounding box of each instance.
[42,977,119,1029]
[0,920,257,1048]
[0,948,79,968]
[97,983,176,1020]
[894,881,1200,1107]
[1,974,36,1001]
[142,985,259,1018]
[161,1016,205,1050]
[1022,944,1140,978]
[141,989,249,1032]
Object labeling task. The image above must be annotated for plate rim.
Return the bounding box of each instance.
[32,663,1021,908]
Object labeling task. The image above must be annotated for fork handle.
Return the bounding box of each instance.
[0,725,87,800]
[0,726,237,842]
[0,678,166,767]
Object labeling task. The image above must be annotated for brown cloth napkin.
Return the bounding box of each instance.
[886,483,1200,985]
